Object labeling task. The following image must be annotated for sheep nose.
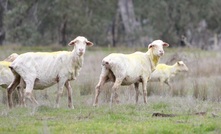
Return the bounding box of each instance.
[78,49,84,56]
[159,50,164,55]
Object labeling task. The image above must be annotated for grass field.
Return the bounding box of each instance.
[0,45,221,133]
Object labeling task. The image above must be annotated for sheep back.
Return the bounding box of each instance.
[0,61,14,87]
[102,52,152,85]
[10,51,78,89]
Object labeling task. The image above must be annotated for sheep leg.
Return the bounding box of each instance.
[164,80,173,96]
[93,68,109,107]
[134,83,139,104]
[23,79,39,106]
[164,80,172,90]
[110,78,122,108]
[30,93,39,105]
[19,79,26,107]
[141,80,148,104]
[16,86,22,106]
[7,75,20,108]
[93,77,107,106]
[55,80,66,108]
[65,81,74,109]
[21,88,26,107]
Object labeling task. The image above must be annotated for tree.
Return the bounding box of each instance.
[117,0,141,46]
[0,0,220,49]
[0,0,5,45]
[205,0,221,49]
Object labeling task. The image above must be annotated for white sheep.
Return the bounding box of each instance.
[3,53,19,62]
[93,40,169,106]
[0,54,20,104]
[7,36,93,109]
[0,61,14,88]
[0,53,19,88]
[149,61,188,90]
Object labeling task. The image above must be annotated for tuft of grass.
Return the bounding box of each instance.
[193,80,200,99]
[193,80,208,101]
[79,80,94,96]
[211,78,221,102]
[151,102,169,110]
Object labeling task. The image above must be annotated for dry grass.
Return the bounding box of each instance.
[1,46,221,133]
[0,46,221,108]
[77,47,221,106]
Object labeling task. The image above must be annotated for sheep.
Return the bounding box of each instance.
[0,54,20,104]
[0,61,23,104]
[0,53,19,88]
[7,36,93,109]
[93,40,169,107]
[3,53,19,62]
[0,61,14,88]
[149,61,188,90]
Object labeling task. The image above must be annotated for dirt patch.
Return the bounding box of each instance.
[152,112,206,117]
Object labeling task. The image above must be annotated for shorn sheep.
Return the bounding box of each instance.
[0,61,22,105]
[149,61,188,90]
[3,53,19,62]
[0,61,14,89]
[0,53,19,88]
[0,53,19,104]
[7,36,93,109]
[93,40,169,106]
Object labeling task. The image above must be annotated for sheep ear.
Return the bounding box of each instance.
[163,42,169,47]
[177,61,183,65]
[68,40,76,46]
[148,44,155,49]
[86,40,93,46]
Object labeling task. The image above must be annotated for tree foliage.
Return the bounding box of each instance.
[0,0,220,49]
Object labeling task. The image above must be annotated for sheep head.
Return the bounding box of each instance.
[4,53,19,62]
[176,61,189,72]
[68,36,93,56]
[148,40,169,57]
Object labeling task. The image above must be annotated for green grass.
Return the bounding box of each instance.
[0,102,221,134]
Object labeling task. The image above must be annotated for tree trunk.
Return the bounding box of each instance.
[118,0,136,34]
[111,8,120,47]
[118,0,141,47]
[59,14,67,46]
[0,1,5,45]
[213,33,218,50]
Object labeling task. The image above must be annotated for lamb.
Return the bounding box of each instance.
[149,61,188,90]
[7,36,93,109]
[93,40,169,106]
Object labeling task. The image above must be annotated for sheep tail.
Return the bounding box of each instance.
[9,66,19,76]
[9,66,13,70]
[102,60,111,69]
